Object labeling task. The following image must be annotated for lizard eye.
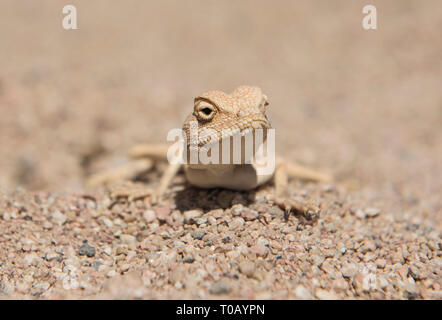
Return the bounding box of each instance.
[201,107,213,116]
[195,103,216,121]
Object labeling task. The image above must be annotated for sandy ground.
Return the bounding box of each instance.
[0,1,441,299]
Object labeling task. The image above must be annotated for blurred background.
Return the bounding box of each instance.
[0,1,440,211]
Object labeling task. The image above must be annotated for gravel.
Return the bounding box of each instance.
[0,183,434,299]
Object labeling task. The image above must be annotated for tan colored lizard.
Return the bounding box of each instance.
[88,86,332,218]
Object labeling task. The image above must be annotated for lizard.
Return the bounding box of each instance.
[88,85,332,219]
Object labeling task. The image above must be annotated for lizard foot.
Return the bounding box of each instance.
[108,181,152,202]
[274,197,320,224]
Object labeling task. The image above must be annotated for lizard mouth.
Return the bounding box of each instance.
[183,113,270,145]
[182,117,271,166]
[189,120,269,148]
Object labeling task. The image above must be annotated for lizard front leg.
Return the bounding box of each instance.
[86,143,175,202]
[129,143,183,203]
[150,162,182,204]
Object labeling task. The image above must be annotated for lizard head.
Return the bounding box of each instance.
[182,86,271,165]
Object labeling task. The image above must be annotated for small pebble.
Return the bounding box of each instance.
[341,263,358,278]
[155,205,171,221]
[193,230,206,240]
[365,207,381,218]
[121,234,136,245]
[231,204,244,216]
[45,252,60,262]
[120,264,130,272]
[209,280,231,295]
[229,217,245,230]
[196,217,208,225]
[295,285,312,299]
[315,288,339,300]
[143,210,156,223]
[183,256,195,263]
[355,209,367,219]
[183,210,202,224]
[239,261,256,277]
[250,244,268,258]
[102,218,113,228]
[241,209,258,221]
[310,254,325,267]
[33,281,50,291]
[51,210,67,226]
[78,241,96,257]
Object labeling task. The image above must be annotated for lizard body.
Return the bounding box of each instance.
[88,86,332,217]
